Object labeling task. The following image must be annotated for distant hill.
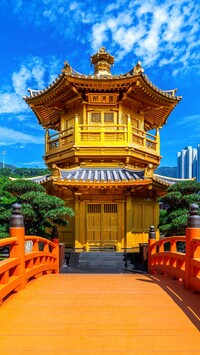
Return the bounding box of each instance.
[0,162,16,169]
[0,162,50,178]
[0,162,177,178]
[155,166,177,178]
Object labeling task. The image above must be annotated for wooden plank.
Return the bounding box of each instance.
[0,274,199,354]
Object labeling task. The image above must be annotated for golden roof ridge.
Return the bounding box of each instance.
[24,54,181,102]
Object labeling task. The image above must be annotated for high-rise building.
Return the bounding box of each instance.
[177,146,198,180]
[197,144,200,181]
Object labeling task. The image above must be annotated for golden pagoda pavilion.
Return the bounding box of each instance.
[24,47,181,251]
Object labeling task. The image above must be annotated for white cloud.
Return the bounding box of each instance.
[165,12,185,45]
[46,57,61,84]
[136,1,154,17]
[6,0,200,75]
[12,66,32,96]
[89,0,200,73]
[0,55,61,115]
[0,127,43,146]
[6,114,27,123]
[69,2,78,11]
[159,56,176,66]
[105,2,121,13]
[176,114,200,127]
[92,23,109,50]
[113,25,146,61]
[0,93,28,114]
[25,122,44,131]
[43,9,57,23]
[31,64,45,88]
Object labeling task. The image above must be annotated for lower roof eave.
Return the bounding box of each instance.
[52,179,152,187]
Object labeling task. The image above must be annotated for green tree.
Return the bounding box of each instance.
[0,168,12,177]
[159,180,200,236]
[0,177,17,238]
[13,167,51,178]
[5,179,45,195]
[0,167,51,178]
[3,180,74,238]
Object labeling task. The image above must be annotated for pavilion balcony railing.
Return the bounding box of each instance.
[46,117,159,155]
[0,204,59,304]
[148,204,200,293]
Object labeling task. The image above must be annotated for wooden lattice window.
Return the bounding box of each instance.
[104,113,114,123]
[104,204,118,213]
[87,204,101,213]
[91,113,101,123]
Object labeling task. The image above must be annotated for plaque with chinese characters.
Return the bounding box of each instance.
[88,94,118,105]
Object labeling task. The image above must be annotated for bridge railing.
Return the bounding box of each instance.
[0,203,59,304]
[148,204,200,292]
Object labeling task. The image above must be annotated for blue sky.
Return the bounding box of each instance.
[0,0,199,168]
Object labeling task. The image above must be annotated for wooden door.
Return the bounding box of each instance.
[86,203,119,246]
[87,204,101,242]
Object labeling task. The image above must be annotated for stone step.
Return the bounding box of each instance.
[79,256,125,262]
[78,253,128,273]
[62,250,146,274]
[78,260,125,266]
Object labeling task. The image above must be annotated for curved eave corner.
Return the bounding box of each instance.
[139,73,182,103]
[23,60,89,103]
[9,175,52,184]
[154,174,196,186]
[156,100,180,129]
[23,72,67,103]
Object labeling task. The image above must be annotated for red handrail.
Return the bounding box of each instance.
[148,233,200,292]
[0,237,21,303]
[0,232,59,304]
[24,235,59,281]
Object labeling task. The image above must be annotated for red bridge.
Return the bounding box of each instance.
[0,204,199,354]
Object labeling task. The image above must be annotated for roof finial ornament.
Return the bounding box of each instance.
[99,46,106,53]
[133,61,144,75]
[62,61,72,75]
[91,47,114,76]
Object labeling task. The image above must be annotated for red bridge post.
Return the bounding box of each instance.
[185,203,200,290]
[51,226,60,273]
[9,203,26,290]
[148,225,156,273]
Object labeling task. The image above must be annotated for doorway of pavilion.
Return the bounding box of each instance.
[86,203,121,249]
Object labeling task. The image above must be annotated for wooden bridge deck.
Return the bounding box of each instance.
[0,273,199,354]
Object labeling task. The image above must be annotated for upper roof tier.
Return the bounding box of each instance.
[24,48,181,130]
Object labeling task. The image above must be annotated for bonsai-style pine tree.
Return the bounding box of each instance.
[3,179,74,238]
[159,180,200,236]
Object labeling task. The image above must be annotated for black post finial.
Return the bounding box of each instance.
[149,225,156,239]
[51,226,58,240]
[187,204,200,228]
[10,203,24,228]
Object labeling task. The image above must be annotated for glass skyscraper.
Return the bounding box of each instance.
[177,146,198,180]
